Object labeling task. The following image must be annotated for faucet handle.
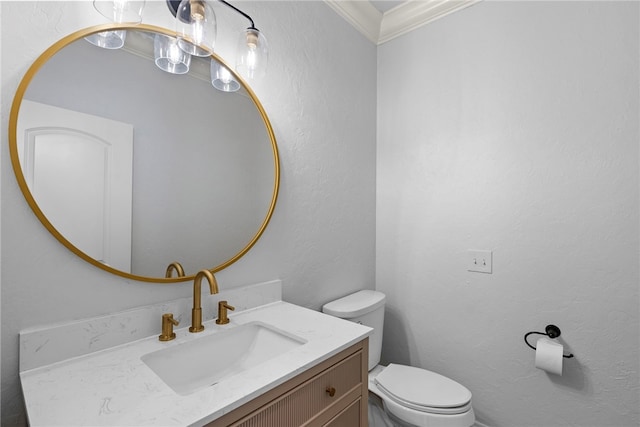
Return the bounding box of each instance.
[159,313,180,341]
[216,301,235,325]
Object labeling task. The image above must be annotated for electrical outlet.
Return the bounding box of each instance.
[468,250,492,273]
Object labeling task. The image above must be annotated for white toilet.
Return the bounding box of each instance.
[322,290,475,427]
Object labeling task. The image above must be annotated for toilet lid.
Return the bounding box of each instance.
[374,364,472,415]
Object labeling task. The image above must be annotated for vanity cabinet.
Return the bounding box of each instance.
[207,339,368,427]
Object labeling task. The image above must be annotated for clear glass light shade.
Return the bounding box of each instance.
[175,0,217,57]
[154,34,191,74]
[211,60,240,92]
[235,28,268,82]
[84,30,127,49]
[93,0,146,24]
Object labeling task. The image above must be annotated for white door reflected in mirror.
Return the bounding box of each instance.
[17,100,134,272]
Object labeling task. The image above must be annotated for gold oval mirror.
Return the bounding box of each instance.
[9,24,279,283]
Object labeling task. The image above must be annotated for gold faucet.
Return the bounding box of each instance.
[216,301,235,325]
[189,270,219,332]
[165,262,186,278]
[159,313,179,341]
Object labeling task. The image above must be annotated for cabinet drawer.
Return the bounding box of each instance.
[232,351,363,427]
[323,398,361,427]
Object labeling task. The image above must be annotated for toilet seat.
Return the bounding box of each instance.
[373,364,472,415]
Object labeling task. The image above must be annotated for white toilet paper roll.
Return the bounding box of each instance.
[535,337,563,375]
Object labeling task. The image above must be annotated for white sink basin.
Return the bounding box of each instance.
[141,321,307,395]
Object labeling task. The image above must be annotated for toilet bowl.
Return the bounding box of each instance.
[322,290,475,427]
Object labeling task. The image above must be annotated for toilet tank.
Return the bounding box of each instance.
[322,290,386,370]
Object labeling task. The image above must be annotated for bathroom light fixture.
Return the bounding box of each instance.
[85,0,146,49]
[234,26,268,82]
[219,0,269,82]
[211,59,240,92]
[174,0,217,57]
[88,0,268,87]
[154,34,192,74]
[167,0,269,83]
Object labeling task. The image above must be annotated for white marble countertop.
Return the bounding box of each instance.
[20,301,371,426]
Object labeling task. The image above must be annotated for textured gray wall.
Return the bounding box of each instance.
[1,1,376,424]
[377,2,639,426]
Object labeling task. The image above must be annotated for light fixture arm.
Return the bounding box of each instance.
[218,0,257,31]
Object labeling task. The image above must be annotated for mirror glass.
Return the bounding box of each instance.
[9,24,279,282]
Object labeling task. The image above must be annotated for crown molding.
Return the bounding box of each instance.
[325,0,481,45]
[379,0,481,44]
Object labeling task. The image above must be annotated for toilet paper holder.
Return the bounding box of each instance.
[524,324,574,358]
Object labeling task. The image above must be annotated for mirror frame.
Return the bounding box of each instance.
[8,23,280,283]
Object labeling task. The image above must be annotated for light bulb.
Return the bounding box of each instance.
[236,28,268,82]
[219,66,232,84]
[192,16,204,46]
[246,49,257,70]
[168,43,182,65]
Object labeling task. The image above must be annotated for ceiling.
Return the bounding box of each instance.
[370,1,406,13]
[324,0,480,45]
